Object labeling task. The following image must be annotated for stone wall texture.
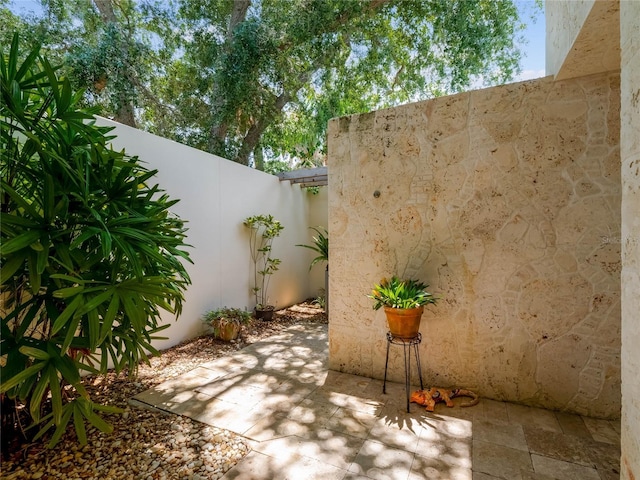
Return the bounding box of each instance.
[620,0,640,477]
[546,0,620,80]
[546,0,594,75]
[327,72,621,418]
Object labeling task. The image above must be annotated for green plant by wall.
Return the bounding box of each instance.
[243,214,284,310]
[368,276,438,310]
[202,307,252,341]
[296,226,328,271]
[0,35,192,448]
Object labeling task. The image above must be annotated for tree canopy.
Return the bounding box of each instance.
[2,0,529,169]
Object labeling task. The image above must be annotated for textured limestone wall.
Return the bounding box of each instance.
[546,0,595,75]
[546,0,620,80]
[327,73,621,418]
[620,0,640,477]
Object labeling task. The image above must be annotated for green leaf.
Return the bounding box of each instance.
[99,293,120,344]
[61,315,81,354]
[86,308,100,350]
[27,251,41,293]
[50,274,88,284]
[0,182,41,219]
[0,361,46,394]
[29,364,52,421]
[46,405,74,448]
[32,417,55,442]
[77,289,113,316]
[92,403,124,414]
[49,367,63,425]
[51,352,86,397]
[0,231,42,255]
[18,346,51,361]
[73,408,88,445]
[50,294,83,335]
[0,252,27,284]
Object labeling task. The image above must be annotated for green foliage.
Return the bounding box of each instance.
[0,35,191,448]
[203,307,252,325]
[296,226,328,271]
[243,214,284,309]
[65,21,149,114]
[2,0,531,169]
[368,276,438,310]
[312,289,326,310]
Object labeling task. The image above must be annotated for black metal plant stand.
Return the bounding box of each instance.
[383,332,424,412]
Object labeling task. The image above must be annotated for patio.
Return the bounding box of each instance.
[132,323,621,480]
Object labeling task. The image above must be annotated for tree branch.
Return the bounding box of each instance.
[207,1,252,154]
[215,0,390,163]
[227,0,251,41]
[93,0,117,23]
[278,0,391,52]
[236,91,291,165]
[234,38,344,165]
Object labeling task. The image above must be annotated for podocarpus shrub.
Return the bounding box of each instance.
[243,214,284,310]
[0,35,192,449]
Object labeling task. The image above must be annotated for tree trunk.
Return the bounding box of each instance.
[92,0,137,128]
[254,146,265,171]
[114,101,136,127]
[207,0,252,155]
[227,0,251,41]
[236,92,291,166]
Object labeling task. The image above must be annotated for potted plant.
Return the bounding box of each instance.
[368,276,438,339]
[296,226,329,314]
[203,307,252,341]
[244,214,284,320]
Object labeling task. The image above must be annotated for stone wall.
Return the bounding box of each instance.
[327,73,621,418]
[546,0,594,75]
[546,0,619,80]
[620,0,640,477]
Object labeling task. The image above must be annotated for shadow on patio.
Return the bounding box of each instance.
[132,323,620,480]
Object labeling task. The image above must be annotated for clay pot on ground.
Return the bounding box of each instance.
[213,321,241,341]
[203,307,252,342]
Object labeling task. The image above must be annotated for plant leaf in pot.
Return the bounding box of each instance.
[368,276,438,339]
[244,214,284,319]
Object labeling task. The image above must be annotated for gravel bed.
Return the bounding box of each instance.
[1,302,327,480]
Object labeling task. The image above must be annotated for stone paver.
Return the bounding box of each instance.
[472,440,534,479]
[531,454,601,480]
[132,323,621,480]
[473,418,528,452]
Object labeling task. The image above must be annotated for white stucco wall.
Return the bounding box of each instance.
[304,187,329,298]
[97,118,327,350]
[620,0,640,477]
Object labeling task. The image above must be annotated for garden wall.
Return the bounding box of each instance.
[327,72,621,418]
[99,119,328,350]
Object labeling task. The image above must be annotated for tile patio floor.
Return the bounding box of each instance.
[132,323,621,480]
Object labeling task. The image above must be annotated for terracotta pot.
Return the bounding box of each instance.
[213,322,240,341]
[383,306,424,339]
